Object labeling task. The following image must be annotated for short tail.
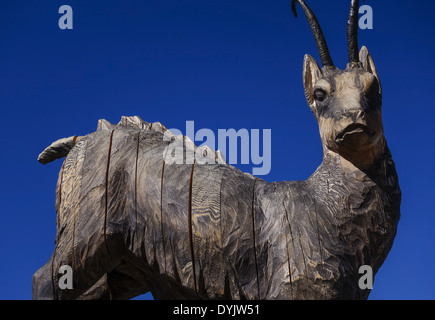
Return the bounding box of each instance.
[38,136,79,164]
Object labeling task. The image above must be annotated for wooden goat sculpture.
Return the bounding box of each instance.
[33,0,400,300]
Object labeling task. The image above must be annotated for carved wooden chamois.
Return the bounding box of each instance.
[33,0,400,300]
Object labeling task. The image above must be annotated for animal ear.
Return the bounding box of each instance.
[303,54,322,110]
[359,46,382,96]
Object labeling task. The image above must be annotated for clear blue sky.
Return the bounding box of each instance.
[0,0,434,300]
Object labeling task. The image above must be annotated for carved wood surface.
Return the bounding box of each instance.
[33,0,401,300]
[33,115,400,300]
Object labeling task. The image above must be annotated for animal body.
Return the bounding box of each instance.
[33,0,400,300]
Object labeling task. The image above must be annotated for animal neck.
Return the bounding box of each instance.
[319,137,398,195]
[309,140,401,274]
[321,134,387,171]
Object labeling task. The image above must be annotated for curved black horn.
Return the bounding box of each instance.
[292,0,334,67]
[347,0,360,64]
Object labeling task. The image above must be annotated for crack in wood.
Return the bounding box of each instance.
[283,202,295,300]
[250,180,260,300]
[104,129,115,257]
[188,160,198,294]
[134,131,140,251]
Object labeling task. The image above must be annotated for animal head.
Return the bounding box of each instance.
[293,0,385,169]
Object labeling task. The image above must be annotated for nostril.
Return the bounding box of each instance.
[357,110,366,119]
[345,109,365,122]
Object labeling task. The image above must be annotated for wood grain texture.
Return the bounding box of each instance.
[33,111,400,301]
[32,0,401,300]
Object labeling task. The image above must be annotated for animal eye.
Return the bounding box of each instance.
[313,89,327,102]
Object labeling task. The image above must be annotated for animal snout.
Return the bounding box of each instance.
[344,108,366,122]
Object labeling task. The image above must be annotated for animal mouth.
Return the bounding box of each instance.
[336,123,375,142]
